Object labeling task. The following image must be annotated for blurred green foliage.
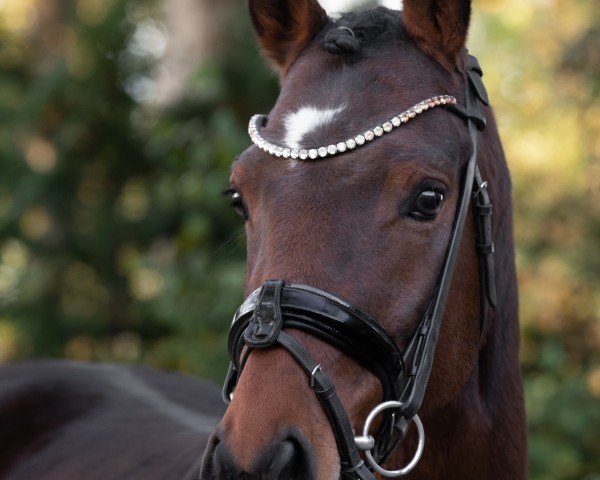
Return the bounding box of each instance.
[0,0,277,380]
[0,0,597,479]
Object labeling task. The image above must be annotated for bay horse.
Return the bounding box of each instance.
[0,0,526,479]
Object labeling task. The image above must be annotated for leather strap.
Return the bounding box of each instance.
[227,284,405,404]
[243,280,284,348]
[397,53,491,419]
[445,103,486,130]
[277,332,376,479]
[473,166,497,341]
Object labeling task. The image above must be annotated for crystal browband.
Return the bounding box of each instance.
[248,95,457,160]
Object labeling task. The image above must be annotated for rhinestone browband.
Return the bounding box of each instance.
[248,95,457,160]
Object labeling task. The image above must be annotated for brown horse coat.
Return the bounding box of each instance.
[0,1,527,478]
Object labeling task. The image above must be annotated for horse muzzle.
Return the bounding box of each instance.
[200,428,317,479]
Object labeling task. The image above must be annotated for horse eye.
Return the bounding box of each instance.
[410,190,445,220]
[225,189,248,221]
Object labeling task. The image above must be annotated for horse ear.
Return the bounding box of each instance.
[402,0,471,68]
[249,0,328,73]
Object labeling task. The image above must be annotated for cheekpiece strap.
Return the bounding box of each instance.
[243,280,284,348]
[396,53,490,420]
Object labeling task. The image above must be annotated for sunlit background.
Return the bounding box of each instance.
[0,0,598,478]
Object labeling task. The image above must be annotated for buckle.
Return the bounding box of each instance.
[472,180,488,199]
[309,364,322,388]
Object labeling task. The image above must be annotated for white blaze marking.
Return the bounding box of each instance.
[283,104,346,150]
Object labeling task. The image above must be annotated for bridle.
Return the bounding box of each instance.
[222,54,496,478]
[223,54,495,479]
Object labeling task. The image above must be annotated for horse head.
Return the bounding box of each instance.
[201,1,525,478]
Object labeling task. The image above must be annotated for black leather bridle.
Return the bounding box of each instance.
[222,54,496,479]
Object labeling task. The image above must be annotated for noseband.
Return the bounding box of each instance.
[222,55,496,478]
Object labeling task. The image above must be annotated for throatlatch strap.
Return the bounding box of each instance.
[473,166,497,341]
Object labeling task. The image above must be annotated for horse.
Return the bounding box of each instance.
[0,361,222,479]
[0,0,527,479]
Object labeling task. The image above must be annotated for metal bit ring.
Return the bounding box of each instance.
[356,401,425,477]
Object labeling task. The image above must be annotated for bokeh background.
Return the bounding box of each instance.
[0,0,598,477]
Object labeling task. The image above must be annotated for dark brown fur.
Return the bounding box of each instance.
[0,1,526,479]
[249,0,328,73]
[402,0,472,68]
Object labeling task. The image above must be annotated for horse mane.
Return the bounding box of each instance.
[321,7,410,58]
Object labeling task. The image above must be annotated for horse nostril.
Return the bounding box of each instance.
[200,431,316,479]
[265,438,315,480]
[214,442,242,479]
[268,440,296,479]
[200,435,242,480]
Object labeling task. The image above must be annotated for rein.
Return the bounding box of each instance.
[222,54,496,478]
